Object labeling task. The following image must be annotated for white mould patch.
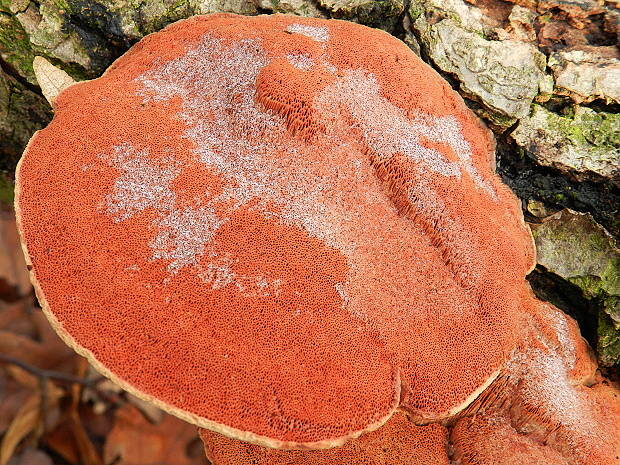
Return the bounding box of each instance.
[100,143,225,273]
[150,206,226,272]
[101,141,283,291]
[324,62,337,74]
[197,260,236,290]
[335,282,348,303]
[313,70,496,197]
[286,53,315,71]
[524,348,596,436]
[285,23,329,43]
[196,260,282,297]
[100,143,179,222]
[504,327,601,450]
[235,276,282,297]
[121,30,500,312]
[135,35,353,254]
[546,304,576,368]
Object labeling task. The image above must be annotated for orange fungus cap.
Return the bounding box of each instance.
[16,13,536,448]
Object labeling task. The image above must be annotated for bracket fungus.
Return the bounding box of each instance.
[200,411,451,465]
[14,12,620,463]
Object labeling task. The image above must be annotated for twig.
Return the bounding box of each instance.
[0,353,121,405]
[0,353,101,387]
[38,375,48,437]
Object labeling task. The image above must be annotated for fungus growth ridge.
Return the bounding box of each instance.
[17,14,538,448]
[200,411,451,464]
[449,297,620,464]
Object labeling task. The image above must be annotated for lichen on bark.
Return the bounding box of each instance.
[0,67,51,176]
[531,209,620,366]
[512,105,620,186]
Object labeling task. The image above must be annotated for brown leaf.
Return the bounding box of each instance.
[104,404,207,465]
[67,359,103,465]
[0,382,63,465]
[67,414,103,465]
[43,421,80,465]
[44,391,110,465]
[5,447,53,465]
[82,364,122,416]
[0,211,31,301]
[78,402,115,439]
[0,305,74,371]
[0,303,26,331]
[5,365,39,391]
[0,370,30,435]
[0,394,40,465]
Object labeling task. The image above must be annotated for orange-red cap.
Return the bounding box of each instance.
[16,13,535,448]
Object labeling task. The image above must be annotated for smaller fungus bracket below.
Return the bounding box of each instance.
[451,295,620,465]
[200,411,451,465]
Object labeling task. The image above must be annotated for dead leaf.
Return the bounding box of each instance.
[0,395,39,465]
[69,411,103,465]
[6,365,44,393]
[0,212,31,302]
[78,402,114,440]
[45,400,114,465]
[82,364,122,415]
[0,382,62,465]
[104,404,207,465]
[68,359,103,465]
[0,307,73,437]
[0,303,26,331]
[43,421,80,465]
[126,393,164,424]
[5,447,52,465]
[0,306,74,370]
[33,57,76,107]
[0,369,30,434]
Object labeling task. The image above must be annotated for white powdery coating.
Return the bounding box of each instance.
[415,114,495,197]
[100,143,179,221]
[101,140,284,293]
[197,258,235,290]
[126,31,499,317]
[546,305,575,369]
[286,53,315,71]
[135,35,496,261]
[524,349,596,436]
[285,23,329,42]
[197,259,282,296]
[406,176,481,282]
[313,70,496,197]
[150,206,226,272]
[235,276,282,297]
[100,143,225,273]
[136,35,351,254]
[505,317,599,452]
